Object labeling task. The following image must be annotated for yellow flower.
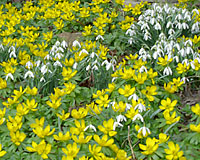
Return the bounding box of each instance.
[72,132,92,144]
[0,144,6,157]
[133,72,148,85]
[190,123,200,133]
[125,107,139,120]
[159,98,177,111]
[192,35,200,44]
[25,86,38,95]
[10,131,26,146]
[23,99,38,111]
[79,7,90,18]
[139,137,159,155]
[57,110,70,120]
[64,82,76,94]
[93,89,105,99]
[26,140,51,159]
[157,55,173,66]
[98,118,117,137]
[62,67,77,81]
[0,78,7,89]
[141,86,157,101]
[86,102,103,115]
[63,58,74,67]
[89,144,104,159]
[16,103,29,116]
[105,83,115,93]
[42,31,53,42]
[116,150,131,160]
[165,141,185,160]
[30,117,44,128]
[93,135,114,147]
[163,110,180,125]
[133,59,147,69]
[119,67,135,80]
[32,125,55,138]
[158,133,170,144]
[82,25,92,36]
[53,19,64,30]
[118,84,135,97]
[62,143,80,160]
[0,108,6,125]
[46,98,62,109]
[172,77,184,88]
[71,108,88,119]
[53,131,71,141]
[191,104,200,116]
[70,120,86,135]
[176,62,190,74]
[164,82,178,94]
[115,0,125,5]
[112,101,126,113]
[7,115,22,132]
[12,86,27,99]
[96,94,110,108]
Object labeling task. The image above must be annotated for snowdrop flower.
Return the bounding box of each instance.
[144,30,151,41]
[80,49,88,56]
[40,77,46,82]
[55,41,60,46]
[72,40,81,48]
[135,103,146,112]
[138,126,151,136]
[35,60,41,67]
[9,46,16,58]
[184,39,193,46]
[128,38,133,45]
[24,71,34,79]
[179,48,185,57]
[192,22,199,32]
[166,21,173,28]
[58,47,64,53]
[53,61,62,67]
[153,50,161,59]
[61,41,68,49]
[41,65,48,75]
[154,22,161,30]
[163,66,172,76]
[96,35,104,41]
[44,54,52,60]
[113,122,123,130]
[6,73,14,81]
[90,52,96,58]
[116,115,127,123]
[55,53,63,59]
[141,22,150,31]
[139,66,147,73]
[150,17,156,25]
[126,103,132,110]
[181,77,189,84]
[173,56,179,63]
[86,64,90,71]
[175,14,182,20]
[84,124,96,132]
[25,61,33,69]
[182,22,189,30]
[128,93,138,101]
[126,29,135,36]
[182,59,189,66]
[132,114,144,122]
[176,22,182,30]
[92,65,98,70]
[0,44,4,50]
[73,62,78,69]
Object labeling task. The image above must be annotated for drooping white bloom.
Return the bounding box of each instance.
[6,73,14,81]
[113,121,123,130]
[55,41,60,46]
[61,41,68,49]
[24,71,34,79]
[138,126,151,136]
[80,49,88,56]
[128,93,138,101]
[84,124,97,132]
[0,44,4,50]
[126,103,132,110]
[55,53,63,59]
[35,60,41,67]
[132,114,144,122]
[40,77,46,82]
[96,35,104,41]
[53,60,62,67]
[9,46,16,58]
[86,64,90,71]
[73,62,78,69]
[25,61,33,69]
[154,22,161,30]
[72,40,81,48]
[163,66,172,76]
[44,54,52,60]
[41,65,48,75]
[116,115,127,123]
[139,66,147,73]
[135,103,146,112]
[144,30,151,41]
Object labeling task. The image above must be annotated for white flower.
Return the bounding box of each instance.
[44,54,52,60]
[61,41,68,49]
[128,93,138,101]
[116,115,127,123]
[166,21,172,28]
[126,103,132,110]
[182,22,189,30]
[41,65,48,75]
[80,49,88,56]
[84,124,96,132]
[163,66,172,76]
[139,66,147,73]
[72,40,81,48]
[58,47,64,53]
[128,38,133,45]
[24,71,34,79]
[92,65,98,70]
[6,73,14,80]
[25,61,33,69]
[55,41,60,46]
[86,64,90,71]
[0,44,4,50]
[73,62,78,69]
[9,46,16,58]
[113,121,123,130]
[55,53,63,59]
[144,30,151,41]
[141,22,150,30]
[132,114,144,122]
[40,77,46,82]
[154,22,161,30]
[96,35,104,41]
[134,103,146,112]
[173,56,179,63]
[53,61,62,67]
[35,60,41,67]
[138,126,151,136]
[90,52,96,58]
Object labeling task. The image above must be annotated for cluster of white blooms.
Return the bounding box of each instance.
[126,3,200,45]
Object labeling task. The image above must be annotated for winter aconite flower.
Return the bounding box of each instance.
[190,123,200,133]
[62,143,80,160]
[26,140,51,159]
[139,137,159,155]
[165,141,186,160]
[93,135,114,147]
[0,144,6,157]
[191,104,200,116]
[159,98,177,112]
[98,118,117,136]
[163,110,180,125]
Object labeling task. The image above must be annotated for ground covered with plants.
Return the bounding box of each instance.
[0,0,200,159]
